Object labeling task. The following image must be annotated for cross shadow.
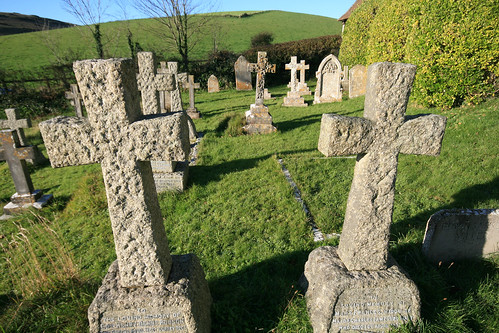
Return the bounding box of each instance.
[276,114,322,132]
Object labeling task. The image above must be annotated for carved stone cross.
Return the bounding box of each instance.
[318,62,447,271]
[40,59,190,287]
[297,60,311,95]
[186,74,200,115]
[137,52,161,115]
[285,56,301,92]
[0,108,31,146]
[248,51,276,106]
[158,61,183,111]
[65,84,84,117]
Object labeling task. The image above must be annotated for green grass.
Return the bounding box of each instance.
[0,83,498,331]
[0,10,342,74]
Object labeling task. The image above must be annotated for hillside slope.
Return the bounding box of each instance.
[0,12,74,36]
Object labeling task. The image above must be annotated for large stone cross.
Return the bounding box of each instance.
[65,84,84,117]
[285,56,301,92]
[40,59,190,288]
[248,51,275,106]
[0,108,31,146]
[318,62,447,271]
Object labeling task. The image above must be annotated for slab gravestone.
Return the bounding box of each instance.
[304,62,447,332]
[0,108,47,165]
[185,74,201,119]
[297,59,311,95]
[243,51,277,134]
[0,129,52,217]
[235,55,252,91]
[65,84,84,117]
[314,54,344,104]
[349,64,367,98]
[282,56,307,107]
[39,58,211,333]
[422,209,499,263]
[207,75,219,93]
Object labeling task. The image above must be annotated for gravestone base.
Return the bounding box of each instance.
[283,92,307,107]
[303,246,420,333]
[187,108,201,119]
[153,161,189,192]
[88,254,212,333]
[3,190,53,215]
[297,83,311,95]
[243,104,277,134]
[264,88,272,100]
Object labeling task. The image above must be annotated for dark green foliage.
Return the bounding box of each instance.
[0,89,68,119]
[191,50,239,89]
[250,31,274,48]
[92,24,104,59]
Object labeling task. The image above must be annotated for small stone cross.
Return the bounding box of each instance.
[285,56,301,92]
[65,84,84,117]
[248,51,276,106]
[186,75,200,112]
[40,59,190,288]
[158,61,183,111]
[298,60,310,91]
[0,108,31,146]
[318,62,447,271]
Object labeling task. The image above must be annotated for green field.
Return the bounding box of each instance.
[0,10,342,75]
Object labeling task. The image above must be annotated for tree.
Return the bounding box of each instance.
[134,0,217,71]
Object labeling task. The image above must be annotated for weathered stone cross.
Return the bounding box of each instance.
[0,108,31,146]
[158,61,183,112]
[137,52,161,115]
[40,59,190,287]
[186,74,200,114]
[318,62,447,271]
[65,84,84,117]
[248,51,276,106]
[297,60,310,94]
[285,56,301,92]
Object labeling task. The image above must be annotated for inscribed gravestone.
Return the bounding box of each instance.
[207,75,219,93]
[185,74,201,119]
[314,54,343,104]
[0,129,52,216]
[304,62,447,332]
[65,84,84,117]
[349,64,367,98]
[235,55,252,91]
[297,59,311,95]
[282,56,307,107]
[39,58,211,333]
[422,209,499,263]
[244,51,277,134]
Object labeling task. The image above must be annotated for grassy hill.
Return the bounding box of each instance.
[0,10,342,75]
[0,12,74,36]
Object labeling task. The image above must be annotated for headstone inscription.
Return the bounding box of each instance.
[234,55,252,91]
[185,74,201,119]
[243,51,277,134]
[0,129,52,216]
[349,64,367,98]
[422,209,499,263]
[297,59,311,95]
[304,62,447,332]
[282,56,307,107]
[0,108,47,165]
[207,75,220,93]
[313,54,344,104]
[39,58,211,333]
[65,84,84,117]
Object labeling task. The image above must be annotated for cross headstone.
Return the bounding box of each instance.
[313,54,344,104]
[0,129,52,216]
[234,55,252,91]
[137,52,160,115]
[39,59,210,332]
[282,56,307,107]
[304,62,447,332]
[158,62,184,112]
[297,59,311,95]
[65,84,84,117]
[185,74,201,119]
[349,64,367,98]
[247,51,275,106]
[207,74,220,93]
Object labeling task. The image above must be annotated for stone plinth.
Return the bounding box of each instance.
[243,104,276,134]
[3,190,52,216]
[283,91,307,107]
[89,254,211,333]
[303,246,420,333]
[152,161,189,192]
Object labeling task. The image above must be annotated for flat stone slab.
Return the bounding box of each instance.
[303,246,420,333]
[89,254,211,333]
[153,161,189,192]
[422,209,499,263]
[3,191,53,216]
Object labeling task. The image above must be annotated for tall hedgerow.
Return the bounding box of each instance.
[340,0,499,108]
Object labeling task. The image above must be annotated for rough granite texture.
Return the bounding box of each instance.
[137,52,160,115]
[39,58,190,288]
[318,62,447,271]
[349,64,367,98]
[234,55,252,91]
[314,54,343,104]
[303,246,421,333]
[88,254,212,333]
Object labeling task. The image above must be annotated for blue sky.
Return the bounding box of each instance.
[1,0,356,24]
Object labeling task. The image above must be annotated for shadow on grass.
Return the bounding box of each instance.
[209,250,310,331]
[277,113,322,132]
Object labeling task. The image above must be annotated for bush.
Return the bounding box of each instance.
[191,50,239,89]
[250,32,274,48]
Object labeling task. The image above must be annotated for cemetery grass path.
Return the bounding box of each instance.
[0,85,497,332]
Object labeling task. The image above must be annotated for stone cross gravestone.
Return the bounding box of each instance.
[349,64,367,98]
[243,51,277,134]
[137,52,161,115]
[39,58,211,333]
[297,59,311,95]
[234,55,252,91]
[304,62,447,332]
[158,61,184,112]
[207,74,220,93]
[65,84,84,117]
[185,74,201,119]
[0,129,52,216]
[0,108,47,165]
[282,56,307,107]
[314,54,344,104]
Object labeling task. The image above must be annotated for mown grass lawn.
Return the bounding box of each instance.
[0,82,497,332]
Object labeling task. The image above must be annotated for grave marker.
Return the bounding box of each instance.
[207,75,219,93]
[39,58,211,332]
[282,56,307,107]
[297,59,311,95]
[304,62,447,332]
[235,55,252,91]
[65,84,84,117]
[314,54,344,104]
[185,74,201,119]
[158,61,184,112]
[349,64,367,98]
[137,52,161,115]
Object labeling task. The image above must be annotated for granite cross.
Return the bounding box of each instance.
[40,59,190,288]
[285,56,300,92]
[186,75,200,112]
[65,84,84,117]
[0,108,31,146]
[158,61,183,111]
[318,62,447,271]
[137,52,160,115]
[248,51,276,106]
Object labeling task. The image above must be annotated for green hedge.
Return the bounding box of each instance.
[340,0,499,108]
